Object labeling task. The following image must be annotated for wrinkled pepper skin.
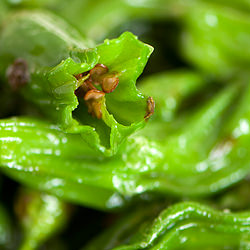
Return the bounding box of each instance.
[0,12,250,208]
[84,185,250,250]
[1,78,250,209]
[0,10,153,156]
[84,202,250,250]
[0,2,250,249]
[83,202,167,250]
[0,117,128,210]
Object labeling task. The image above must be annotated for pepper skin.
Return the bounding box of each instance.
[84,202,250,250]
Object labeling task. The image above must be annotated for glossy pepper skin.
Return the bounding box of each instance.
[0,10,153,156]
[83,202,250,250]
[0,11,250,208]
[1,78,250,210]
[1,4,250,250]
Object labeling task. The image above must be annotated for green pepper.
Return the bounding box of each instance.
[0,10,153,156]
[84,202,250,250]
[84,202,167,250]
[1,78,250,210]
[0,1,250,248]
[5,0,250,45]
[3,0,179,41]
[180,2,250,77]
[0,117,127,210]
[14,189,69,250]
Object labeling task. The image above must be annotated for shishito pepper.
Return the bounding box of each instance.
[0,10,153,156]
[2,0,180,41]
[0,11,249,208]
[5,0,250,45]
[83,202,250,250]
[0,0,250,212]
[180,1,250,77]
[1,2,250,250]
[15,189,69,250]
[1,76,250,209]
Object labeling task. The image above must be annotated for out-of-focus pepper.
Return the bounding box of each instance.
[0,204,12,249]
[3,0,181,41]
[0,2,9,24]
[137,70,209,140]
[83,202,167,250]
[15,189,69,250]
[180,2,250,77]
[0,117,128,210]
[215,180,250,211]
[139,70,207,122]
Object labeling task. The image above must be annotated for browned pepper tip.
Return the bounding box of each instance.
[6,58,30,91]
[144,96,155,120]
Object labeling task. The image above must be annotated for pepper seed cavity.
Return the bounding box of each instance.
[74,64,119,119]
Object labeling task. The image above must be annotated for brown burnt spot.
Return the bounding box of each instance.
[7,58,30,91]
[74,64,119,119]
[144,96,155,120]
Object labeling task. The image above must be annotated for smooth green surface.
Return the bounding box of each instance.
[181,2,250,77]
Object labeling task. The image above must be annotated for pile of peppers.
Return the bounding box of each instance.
[0,0,250,249]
